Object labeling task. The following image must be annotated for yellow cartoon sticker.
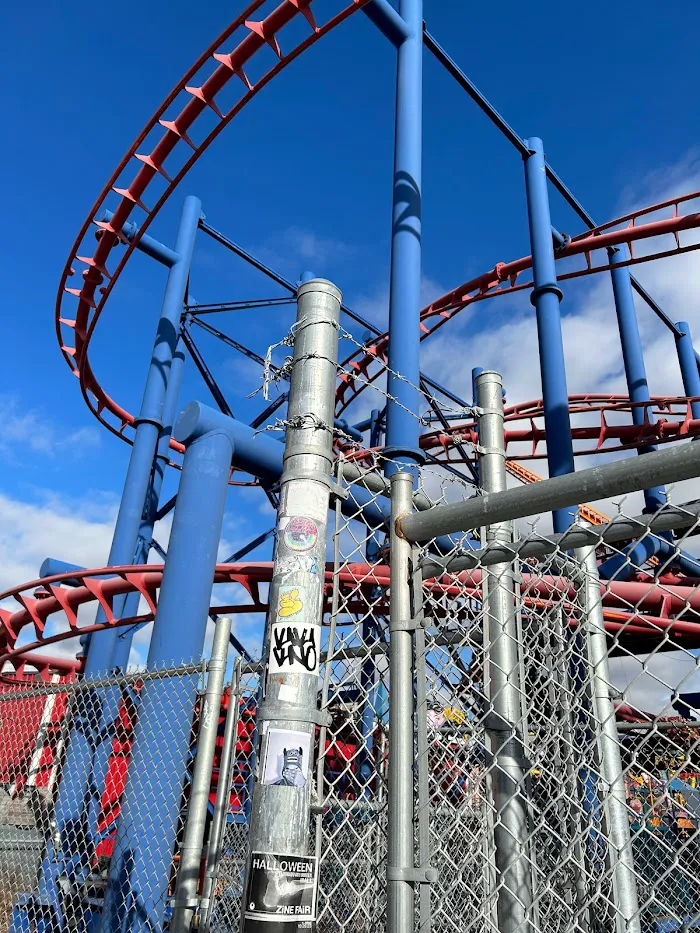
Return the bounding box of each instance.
[278,585,305,619]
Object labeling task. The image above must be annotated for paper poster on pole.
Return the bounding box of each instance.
[243,852,318,933]
[262,729,311,788]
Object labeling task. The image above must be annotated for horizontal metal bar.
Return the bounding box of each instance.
[99,209,179,267]
[616,720,700,733]
[401,439,700,542]
[0,663,203,700]
[420,499,700,578]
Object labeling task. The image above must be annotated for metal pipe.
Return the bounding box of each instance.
[412,545,432,933]
[34,201,199,923]
[477,370,532,933]
[86,195,201,675]
[99,209,180,268]
[171,615,232,933]
[199,659,242,933]
[102,408,236,933]
[387,471,416,933]
[675,320,700,420]
[362,0,410,44]
[419,497,700,577]
[243,278,342,930]
[609,246,666,513]
[400,437,700,542]
[384,0,423,468]
[523,138,575,533]
[576,541,641,933]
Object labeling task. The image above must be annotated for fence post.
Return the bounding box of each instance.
[199,657,242,933]
[476,369,532,933]
[387,470,416,933]
[576,539,641,933]
[242,278,342,933]
[171,615,232,933]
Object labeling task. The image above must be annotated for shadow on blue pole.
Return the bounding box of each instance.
[102,404,237,933]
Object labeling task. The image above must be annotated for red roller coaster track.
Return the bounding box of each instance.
[25,2,699,679]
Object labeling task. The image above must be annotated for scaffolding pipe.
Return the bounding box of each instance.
[675,320,700,421]
[477,370,532,933]
[576,542,641,933]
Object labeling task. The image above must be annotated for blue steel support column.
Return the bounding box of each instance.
[86,195,202,676]
[384,0,423,471]
[609,245,666,513]
[30,202,200,929]
[675,321,700,421]
[523,137,575,533]
[102,404,236,933]
[81,341,188,882]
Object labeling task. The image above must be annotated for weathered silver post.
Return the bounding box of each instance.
[199,657,242,933]
[576,538,641,933]
[387,470,417,933]
[242,278,342,931]
[477,370,532,933]
[171,614,232,933]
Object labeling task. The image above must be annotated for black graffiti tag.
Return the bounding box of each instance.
[272,625,317,672]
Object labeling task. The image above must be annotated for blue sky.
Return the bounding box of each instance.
[2,0,700,668]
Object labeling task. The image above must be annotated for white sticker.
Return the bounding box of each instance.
[262,729,311,787]
[278,683,295,702]
[268,622,319,675]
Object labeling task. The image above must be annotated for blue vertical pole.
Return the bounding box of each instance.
[609,245,666,513]
[384,0,423,471]
[78,340,188,883]
[523,137,575,533]
[30,202,200,930]
[102,404,236,933]
[85,195,202,675]
[675,321,700,421]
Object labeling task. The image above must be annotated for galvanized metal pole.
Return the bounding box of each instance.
[387,471,416,933]
[242,278,342,933]
[171,615,232,933]
[199,658,242,933]
[477,370,532,933]
[576,540,641,933]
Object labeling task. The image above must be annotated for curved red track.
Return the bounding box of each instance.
[3,562,700,676]
[36,5,700,680]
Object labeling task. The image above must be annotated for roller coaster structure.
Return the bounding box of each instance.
[5,1,700,931]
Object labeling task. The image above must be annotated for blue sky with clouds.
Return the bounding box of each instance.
[2,0,700,670]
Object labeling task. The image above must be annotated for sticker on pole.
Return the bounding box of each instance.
[281,516,318,552]
[262,729,311,787]
[268,623,319,675]
[276,585,307,621]
[243,852,318,933]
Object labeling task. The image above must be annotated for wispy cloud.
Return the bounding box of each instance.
[0,394,100,461]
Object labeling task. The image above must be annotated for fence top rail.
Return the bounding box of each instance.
[400,438,700,542]
[419,498,700,578]
[0,662,205,700]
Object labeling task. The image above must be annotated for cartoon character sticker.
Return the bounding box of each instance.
[262,729,311,788]
[283,516,318,553]
[278,585,305,619]
[277,553,319,577]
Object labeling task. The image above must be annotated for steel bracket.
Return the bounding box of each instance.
[390,613,427,633]
[387,864,438,885]
[259,702,331,728]
[280,468,348,500]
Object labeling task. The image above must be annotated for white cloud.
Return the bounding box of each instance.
[0,395,100,461]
